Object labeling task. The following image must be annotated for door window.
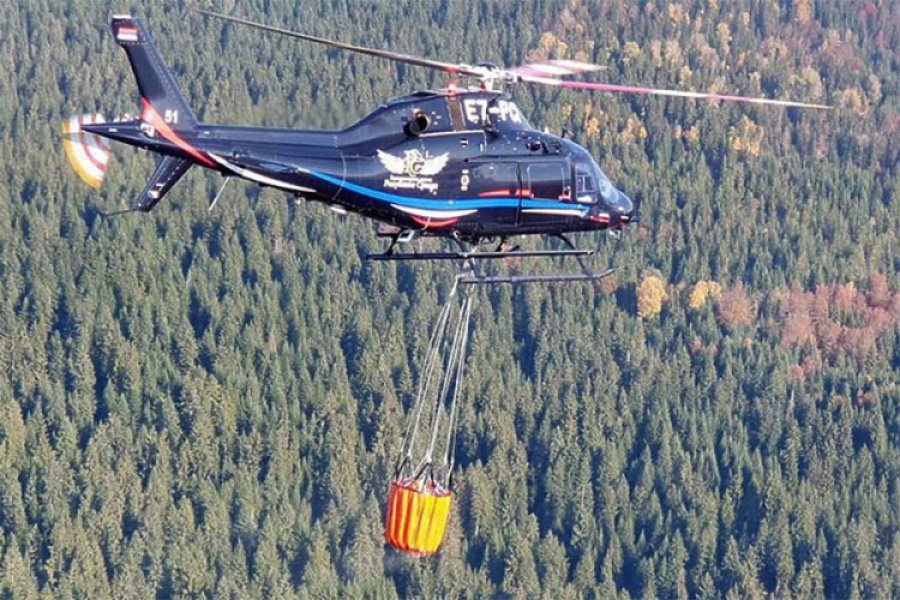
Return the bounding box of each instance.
[470,163,519,196]
[527,163,567,200]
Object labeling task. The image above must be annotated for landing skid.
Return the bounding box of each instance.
[458,268,614,285]
[369,231,616,285]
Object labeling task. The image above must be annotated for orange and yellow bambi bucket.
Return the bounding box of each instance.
[384,477,452,556]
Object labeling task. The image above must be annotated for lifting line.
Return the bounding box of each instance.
[395,273,473,487]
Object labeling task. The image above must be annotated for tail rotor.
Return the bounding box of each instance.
[61,114,111,189]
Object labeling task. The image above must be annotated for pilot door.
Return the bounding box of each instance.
[520,161,572,226]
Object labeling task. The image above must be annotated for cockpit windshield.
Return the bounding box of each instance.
[574,161,616,205]
[593,164,616,204]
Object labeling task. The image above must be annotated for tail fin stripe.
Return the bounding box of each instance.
[116,26,139,42]
[141,99,214,167]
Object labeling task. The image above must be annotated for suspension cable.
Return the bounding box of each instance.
[396,280,458,475]
[425,290,470,465]
[443,294,471,484]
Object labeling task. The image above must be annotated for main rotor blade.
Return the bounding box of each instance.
[521,75,831,110]
[198,10,484,78]
[507,59,605,78]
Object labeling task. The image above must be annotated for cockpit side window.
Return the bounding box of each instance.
[575,164,597,204]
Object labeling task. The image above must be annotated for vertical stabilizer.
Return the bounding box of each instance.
[110,15,198,131]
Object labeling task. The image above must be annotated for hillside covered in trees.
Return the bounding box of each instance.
[0,0,898,597]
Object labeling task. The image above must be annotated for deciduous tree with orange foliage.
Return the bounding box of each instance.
[715,285,756,328]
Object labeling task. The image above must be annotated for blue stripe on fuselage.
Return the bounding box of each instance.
[308,170,587,215]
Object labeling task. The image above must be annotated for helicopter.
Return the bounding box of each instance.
[64,12,829,281]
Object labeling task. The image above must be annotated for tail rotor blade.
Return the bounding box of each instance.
[62,114,112,188]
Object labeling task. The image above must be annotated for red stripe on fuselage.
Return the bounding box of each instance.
[141,99,214,167]
[477,188,531,198]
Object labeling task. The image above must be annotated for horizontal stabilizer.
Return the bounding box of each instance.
[133,155,192,211]
[62,114,111,188]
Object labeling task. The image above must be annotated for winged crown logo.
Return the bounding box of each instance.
[378,149,449,177]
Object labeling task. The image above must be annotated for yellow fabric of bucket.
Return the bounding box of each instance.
[384,478,452,556]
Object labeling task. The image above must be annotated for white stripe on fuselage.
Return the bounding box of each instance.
[390,204,478,219]
[520,208,587,217]
[208,153,315,194]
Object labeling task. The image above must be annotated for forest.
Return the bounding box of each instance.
[0,0,897,597]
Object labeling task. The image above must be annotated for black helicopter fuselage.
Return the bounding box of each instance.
[93,90,634,242]
[82,16,634,244]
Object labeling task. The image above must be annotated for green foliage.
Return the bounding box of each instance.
[0,0,898,597]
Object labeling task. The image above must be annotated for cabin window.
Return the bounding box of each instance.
[527,163,567,200]
[470,163,519,196]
